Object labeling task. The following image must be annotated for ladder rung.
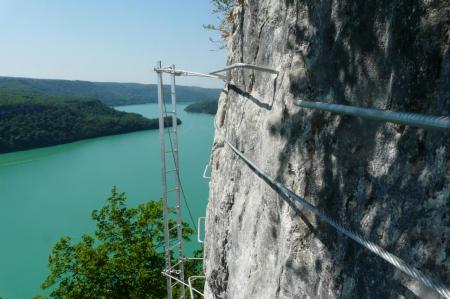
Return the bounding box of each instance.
[169,224,180,232]
[165,149,177,153]
[171,281,179,288]
[169,241,180,250]
[169,260,182,270]
[167,187,179,193]
[166,169,177,173]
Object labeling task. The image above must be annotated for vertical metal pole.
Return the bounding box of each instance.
[171,64,186,298]
[156,61,173,299]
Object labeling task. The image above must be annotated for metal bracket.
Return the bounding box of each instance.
[202,163,211,179]
[197,217,206,243]
[188,276,206,299]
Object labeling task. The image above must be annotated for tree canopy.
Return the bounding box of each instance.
[37,188,202,299]
[185,100,218,115]
[0,91,180,153]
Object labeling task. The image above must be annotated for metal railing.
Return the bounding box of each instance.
[155,66,224,80]
[162,272,205,297]
[209,62,279,76]
[155,62,278,82]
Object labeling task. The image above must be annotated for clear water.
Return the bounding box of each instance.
[0,103,213,298]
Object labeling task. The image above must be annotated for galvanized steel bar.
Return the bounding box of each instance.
[169,224,180,232]
[188,276,206,299]
[185,257,204,261]
[156,61,173,299]
[209,62,279,75]
[202,164,211,179]
[155,67,224,80]
[162,272,205,297]
[295,99,450,131]
[155,62,280,81]
[170,65,186,298]
[197,217,206,243]
[222,136,450,298]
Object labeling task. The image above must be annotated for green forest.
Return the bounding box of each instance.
[184,100,218,114]
[0,76,221,106]
[0,91,180,153]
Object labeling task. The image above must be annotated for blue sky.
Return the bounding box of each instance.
[0,0,227,88]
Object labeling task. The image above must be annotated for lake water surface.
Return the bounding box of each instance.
[0,103,213,298]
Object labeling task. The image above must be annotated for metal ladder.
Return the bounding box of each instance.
[156,61,186,299]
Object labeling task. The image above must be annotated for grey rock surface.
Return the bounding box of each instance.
[204,0,449,298]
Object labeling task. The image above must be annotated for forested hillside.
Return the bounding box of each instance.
[0,76,221,106]
[0,91,179,153]
[184,100,218,114]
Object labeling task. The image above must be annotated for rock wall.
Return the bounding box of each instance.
[204,1,449,298]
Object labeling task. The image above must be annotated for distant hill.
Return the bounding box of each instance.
[184,100,218,115]
[0,91,180,153]
[0,76,221,106]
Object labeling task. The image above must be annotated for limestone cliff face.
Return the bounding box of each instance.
[204,1,449,298]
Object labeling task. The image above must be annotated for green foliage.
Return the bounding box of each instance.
[184,100,218,115]
[0,76,221,106]
[40,187,202,299]
[204,0,239,47]
[0,92,181,153]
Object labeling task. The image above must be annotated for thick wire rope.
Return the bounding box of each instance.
[214,125,450,298]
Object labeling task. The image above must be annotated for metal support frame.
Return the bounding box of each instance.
[155,62,278,82]
[171,64,186,299]
[188,276,206,299]
[154,67,224,80]
[162,272,205,298]
[156,61,186,299]
[154,62,281,299]
[202,164,211,179]
[197,217,206,243]
[156,61,173,299]
[209,62,279,76]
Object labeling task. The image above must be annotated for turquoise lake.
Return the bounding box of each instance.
[0,103,214,298]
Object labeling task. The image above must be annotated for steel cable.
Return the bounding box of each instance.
[215,126,450,298]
